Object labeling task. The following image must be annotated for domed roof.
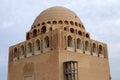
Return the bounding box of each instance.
[33,6,84,26]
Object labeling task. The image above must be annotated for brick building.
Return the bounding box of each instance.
[8,6,111,80]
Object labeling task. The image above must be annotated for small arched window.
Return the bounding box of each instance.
[99,45,103,54]
[92,43,97,53]
[20,45,24,56]
[59,20,63,24]
[68,36,73,47]
[79,23,81,27]
[14,48,17,58]
[53,21,57,24]
[75,22,78,26]
[26,32,30,40]
[44,36,49,48]
[27,43,32,53]
[41,26,46,33]
[70,21,74,25]
[64,20,69,25]
[50,27,52,31]
[33,29,37,37]
[35,40,40,51]
[78,31,82,36]
[64,27,67,31]
[70,28,74,33]
[86,33,89,38]
[77,38,82,50]
[85,41,90,51]
[47,21,51,24]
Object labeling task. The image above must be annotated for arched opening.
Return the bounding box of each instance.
[77,38,82,50]
[53,21,57,24]
[86,33,89,38]
[70,21,74,25]
[70,28,74,33]
[79,23,81,27]
[35,40,40,51]
[93,43,97,53]
[37,23,40,26]
[68,36,73,47]
[27,43,32,53]
[78,31,82,36]
[99,45,103,54]
[75,22,78,26]
[64,20,69,25]
[14,48,17,58]
[44,36,49,49]
[59,20,63,24]
[85,41,90,51]
[26,32,30,40]
[47,21,51,24]
[64,27,67,31]
[50,27,52,31]
[42,22,45,25]
[41,26,46,33]
[20,45,24,56]
[33,29,37,37]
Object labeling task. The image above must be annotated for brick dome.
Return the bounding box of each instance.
[32,6,85,30]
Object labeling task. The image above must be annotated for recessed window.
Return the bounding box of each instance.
[99,45,103,54]
[50,27,52,31]
[64,20,69,25]
[26,32,30,40]
[27,43,32,53]
[33,29,37,37]
[14,48,17,58]
[41,26,46,33]
[35,40,40,51]
[77,38,82,50]
[68,36,73,47]
[64,27,67,31]
[79,23,81,28]
[37,23,40,26]
[63,61,78,80]
[42,22,45,25]
[70,28,74,33]
[78,30,82,36]
[70,21,74,25]
[44,36,49,49]
[86,33,89,38]
[47,21,51,24]
[53,21,57,24]
[20,45,24,56]
[75,22,78,26]
[93,43,97,53]
[59,20,63,24]
[85,41,90,51]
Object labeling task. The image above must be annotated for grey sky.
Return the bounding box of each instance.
[0,0,120,80]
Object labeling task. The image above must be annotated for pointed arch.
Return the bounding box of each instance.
[33,29,37,37]
[14,48,17,58]
[92,43,97,53]
[27,42,32,53]
[20,45,24,56]
[99,45,103,54]
[68,35,73,47]
[44,36,49,49]
[77,38,82,50]
[35,40,40,51]
[85,41,90,51]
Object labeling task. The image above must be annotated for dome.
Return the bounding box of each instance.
[32,6,85,29]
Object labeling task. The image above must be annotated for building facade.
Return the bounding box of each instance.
[8,6,111,80]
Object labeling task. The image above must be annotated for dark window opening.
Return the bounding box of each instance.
[33,29,37,37]
[86,33,89,38]
[70,28,74,33]
[26,32,30,40]
[59,20,63,24]
[64,21,69,25]
[70,21,74,25]
[78,31,82,36]
[41,26,46,33]
[37,23,40,26]
[47,21,51,24]
[53,21,57,24]
[50,27,52,31]
[14,48,17,58]
[63,61,78,80]
[64,27,67,31]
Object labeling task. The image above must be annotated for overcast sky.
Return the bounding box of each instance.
[0,0,120,80]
